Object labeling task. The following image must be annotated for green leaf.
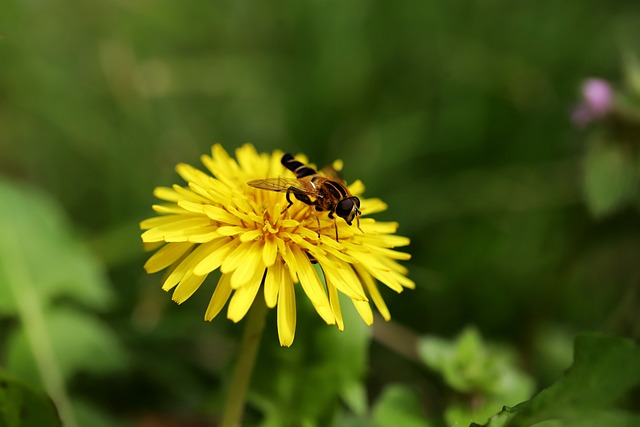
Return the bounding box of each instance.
[419,327,535,425]
[341,381,368,418]
[0,370,61,427]
[418,327,534,397]
[0,180,112,315]
[528,410,640,427]
[371,384,433,427]
[583,139,638,217]
[6,307,129,385]
[0,180,120,427]
[418,327,493,392]
[480,333,640,427]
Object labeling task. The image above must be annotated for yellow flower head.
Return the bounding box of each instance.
[140,144,414,346]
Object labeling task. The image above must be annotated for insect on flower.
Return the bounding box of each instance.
[248,153,362,241]
[141,144,414,347]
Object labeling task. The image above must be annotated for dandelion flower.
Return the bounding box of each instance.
[140,144,414,346]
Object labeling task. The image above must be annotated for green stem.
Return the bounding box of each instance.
[220,293,269,427]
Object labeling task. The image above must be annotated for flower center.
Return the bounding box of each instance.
[262,219,279,235]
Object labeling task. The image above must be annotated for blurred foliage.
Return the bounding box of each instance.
[0,180,128,427]
[581,57,640,217]
[479,334,640,427]
[370,385,432,427]
[583,137,637,216]
[0,369,61,427]
[1,0,640,426]
[250,293,370,427]
[419,327,534,426]
[0,372,62,427]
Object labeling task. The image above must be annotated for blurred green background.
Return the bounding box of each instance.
[1,0,640,426]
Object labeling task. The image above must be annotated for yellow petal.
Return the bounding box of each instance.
[376,254,410,275]
[264,259,282,308]
[140,214,195,231]
[320,261,367,301]
[236,144,267,177]
[363,268,403,293]
[192,238,237,276]
[361,233,410,248]
[188,181,216,202]
[187,229,220,243]
[327,280,344,331]
[141,216,212,242]
[290,245,334,325]
[143,241,164,252]
[262,235,278,267]
[354,264,390,321]
[172,272,207,304]
[143,242,194,274]
[360,198,387,215]
[217,226,247,236]
[171,184,210,204]
[277,273,296,347]
[205,274,233,321]
[203,205,242,226]
[347,179,365,195]
[204,178,235,201]
[152,204,188,214]
[321,243,358,265]
[348,250,392,274]
[161,240,221,291]
[230,242,264,289]
[201,144,241,185]
[177,199,206,214]
[364,267,415,293]
[227,266,265,322]
[220,241,253,274]
[277,238,299,283]
[390,270,416,290]
[176,163,212,188]
[362,243,412,261]
[153,186,179,202]
[240,228,263,242]
[352,299,373,325]
[269,149,285,178]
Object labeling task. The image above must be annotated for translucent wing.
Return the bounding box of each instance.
[320,159,345,182]
[247,177,315,194]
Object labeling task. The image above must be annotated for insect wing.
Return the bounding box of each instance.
[320,159,345,182]
[247,177,313,194]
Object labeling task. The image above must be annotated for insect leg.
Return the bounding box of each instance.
[294,192,314,205]
[281,187,296,213]
[281,187,316,213]
[327,209,338,241]
[315,213,322,240]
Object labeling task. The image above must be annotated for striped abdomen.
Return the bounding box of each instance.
[281,153,317,178]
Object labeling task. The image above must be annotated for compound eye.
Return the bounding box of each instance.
[354,197,361,208]
[335,199,354,219]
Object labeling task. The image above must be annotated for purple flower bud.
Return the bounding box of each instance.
[571,78,614,128]
[582,78,613,117]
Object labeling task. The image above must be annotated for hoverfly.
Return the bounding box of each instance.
[248,153,362,241]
